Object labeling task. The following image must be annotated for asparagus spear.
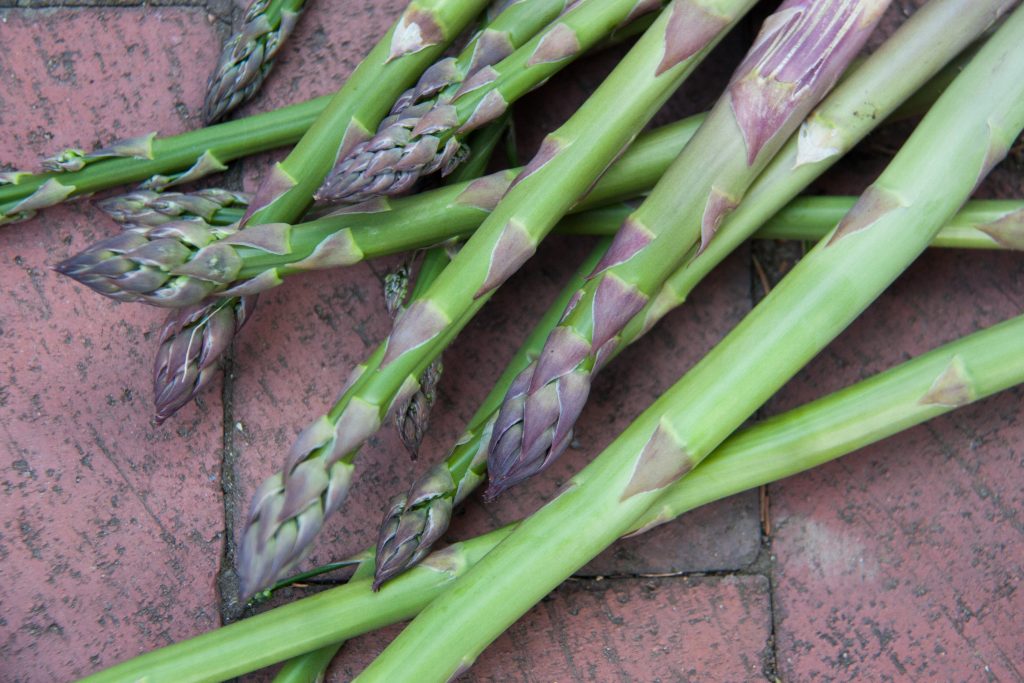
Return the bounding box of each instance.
[139,196,1021,426]
[99,188,251,231]
[355,9,1024,677]
[79,310,1024,683]
[374,238,611,588]
[234,0,757,600]
[153,296,257,424]
[0,96,327,226]
[204,0,310,124]
[57,116,706,307]
[486,0,1006,495]
[314,0,671,204]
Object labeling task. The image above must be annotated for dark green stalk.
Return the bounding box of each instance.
[80,311,1024,683]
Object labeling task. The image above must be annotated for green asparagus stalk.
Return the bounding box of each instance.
[314,0,671,204]
[372,196,1024,585]
[234,0,757,600]
[204,0,310,124]
[134,195,1020,426]
[355,9,1024,678]
[374,238,611,587]
[79,310,1024,683]
[486,0,1008,495]
[0,96,328,225]
[58,116,706,307]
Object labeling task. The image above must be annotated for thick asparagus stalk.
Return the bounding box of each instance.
[234,0,756,600]
[374,239,611,588]
[372,196,1024,585]
[355,10,1024,678]
[204,0,310,124]
[79,310,1024,683]
[486,0,1007,494]
[315,0,670,204]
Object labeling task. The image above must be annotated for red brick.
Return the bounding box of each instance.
[328,575,773,680]
[770,244,1024,681]
[0,9,224,680]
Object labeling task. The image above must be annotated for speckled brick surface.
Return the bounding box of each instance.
[0,8,224,681]
[1,1,1022,681]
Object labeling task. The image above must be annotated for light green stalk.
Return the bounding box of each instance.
[487,0,986,494]
[315,0,671,203]
[234,0,757,600]
[373,238,611,587]
[79,311,1024,683]
[355,8,1024,679]
[370,193,1024,585]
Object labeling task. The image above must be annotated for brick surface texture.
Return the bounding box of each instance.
[0,1,1021,681]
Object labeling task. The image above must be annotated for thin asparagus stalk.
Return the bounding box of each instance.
[356,11,1024,678]
[80,310,1024,683]
[374,238,611,587]
[0,96,328,226]
[315,0,672,204]
[486,0,1009,495]
[57,116,706,307]
[234,0,757,600]
[204,0,310,124]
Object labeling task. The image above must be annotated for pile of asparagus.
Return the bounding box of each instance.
[4,0,1022,678]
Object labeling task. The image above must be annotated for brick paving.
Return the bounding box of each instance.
[1,1,1021,681]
